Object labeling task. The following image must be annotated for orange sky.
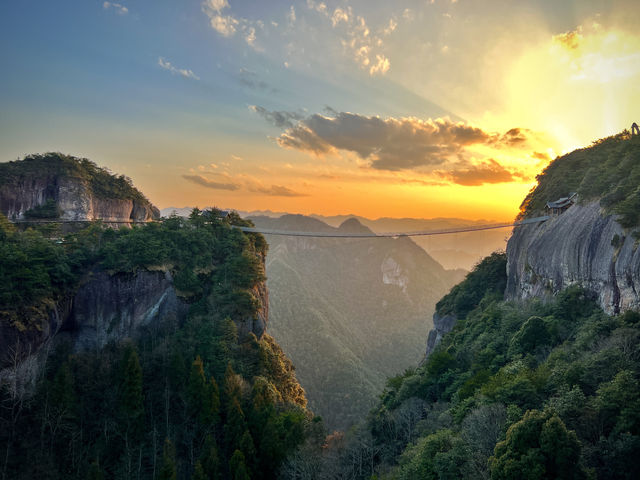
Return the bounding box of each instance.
[2,1,639,221]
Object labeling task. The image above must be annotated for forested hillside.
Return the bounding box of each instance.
[250,214,465,430]
[519,131,640,227]
[0,210,316,479]
[282,252,639,479]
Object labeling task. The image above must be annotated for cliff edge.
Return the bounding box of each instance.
[0,152,159,222]
[506,201,639,314]
[506,131,640,315]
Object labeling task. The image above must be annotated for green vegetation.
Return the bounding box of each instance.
[519,131,640,227]
[281,253,640,479]
[435,251,507,318]
[23,199,62,219]
[0,152,150,202]
[0,209,314,479]
[256,215,464,430]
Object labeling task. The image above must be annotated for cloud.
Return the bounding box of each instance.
[369,54,390,75]
[202,0,239,37]
[204,0,229,11]
[249,105,304,129]
[307,0,328,15]
[158,57,200,80]
[437,159,517,186]
[237,68,271,90]
[210,14,239,36]
[103,1,128,15]
[532,151,551,161]
[553,28,582,50]
[248,184,308,197]
[182,175,240,190]
[287,5,296,24]
[253,108,539,175]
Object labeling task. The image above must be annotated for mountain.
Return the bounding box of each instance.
[0,158,313,480]
[508,132,640,314]
[249,214,465,430]
[0,153,159,223]
[277,133,640,480]
[162,208,508,271]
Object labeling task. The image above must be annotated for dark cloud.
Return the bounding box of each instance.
[438,159,516,186]
[249,105,305,129]
[237,68,273,91]
[182,175,240,191]
[276,112,490,170]
[248,184,308,197]
[252,108,534,172]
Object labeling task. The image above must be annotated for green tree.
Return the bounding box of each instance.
[158,438,177,480]
[119,344,144,438]
[229,450,250,480]
[490,410,587,480]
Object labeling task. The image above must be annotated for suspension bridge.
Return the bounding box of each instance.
[9,215,550,238]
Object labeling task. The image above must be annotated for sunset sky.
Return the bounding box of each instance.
[1,0,639,221]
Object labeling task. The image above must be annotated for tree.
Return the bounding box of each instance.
[490,410,587,480]
[158,438,177,480]
[119,344,144,437]
[229,450,250,480]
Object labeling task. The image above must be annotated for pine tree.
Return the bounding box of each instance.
[192,461,207,480]
[187,356,208,421]
[119,343,144,439]
[158,438,177,480]
[229,450,250,480]
[201,435,222,480]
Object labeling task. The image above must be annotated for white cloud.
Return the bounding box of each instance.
[383,18,398,36]
[158,57,200,80]
[245,27,257,48]
[307,0,328,15]
[209,14,239,36]
[328,7,390,75]
[103,1,128,15]
[202,0,240,37]
[331,7,350,27]
[203,0,229,13]
[369,54,390,75]
[287,5,296,24]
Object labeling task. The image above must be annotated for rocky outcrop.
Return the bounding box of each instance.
[425,312,457,357]
[506,201,640,314]
[0,270,187,392]
[64,271,187,351]
[0,174,158,222]
[381,256,409,294]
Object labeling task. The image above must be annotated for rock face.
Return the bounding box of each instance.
[425,312,457,357]
[65,271,187,351]
[506,201,640,314]
[0,174,158,222]
[1,264,270,393]
[0,270,188,391]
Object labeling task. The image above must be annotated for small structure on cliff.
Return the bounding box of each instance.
[632,122,640,136]
[546,192,577,215]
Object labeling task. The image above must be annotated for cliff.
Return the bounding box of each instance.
[506,201,640,314]
[0,153,159,223]
[506,132,640,314]
[0,208,270,395]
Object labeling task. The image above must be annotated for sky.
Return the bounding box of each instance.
[1,0,639,221]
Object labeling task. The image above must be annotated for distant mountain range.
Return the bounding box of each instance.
[161,207,510,271]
